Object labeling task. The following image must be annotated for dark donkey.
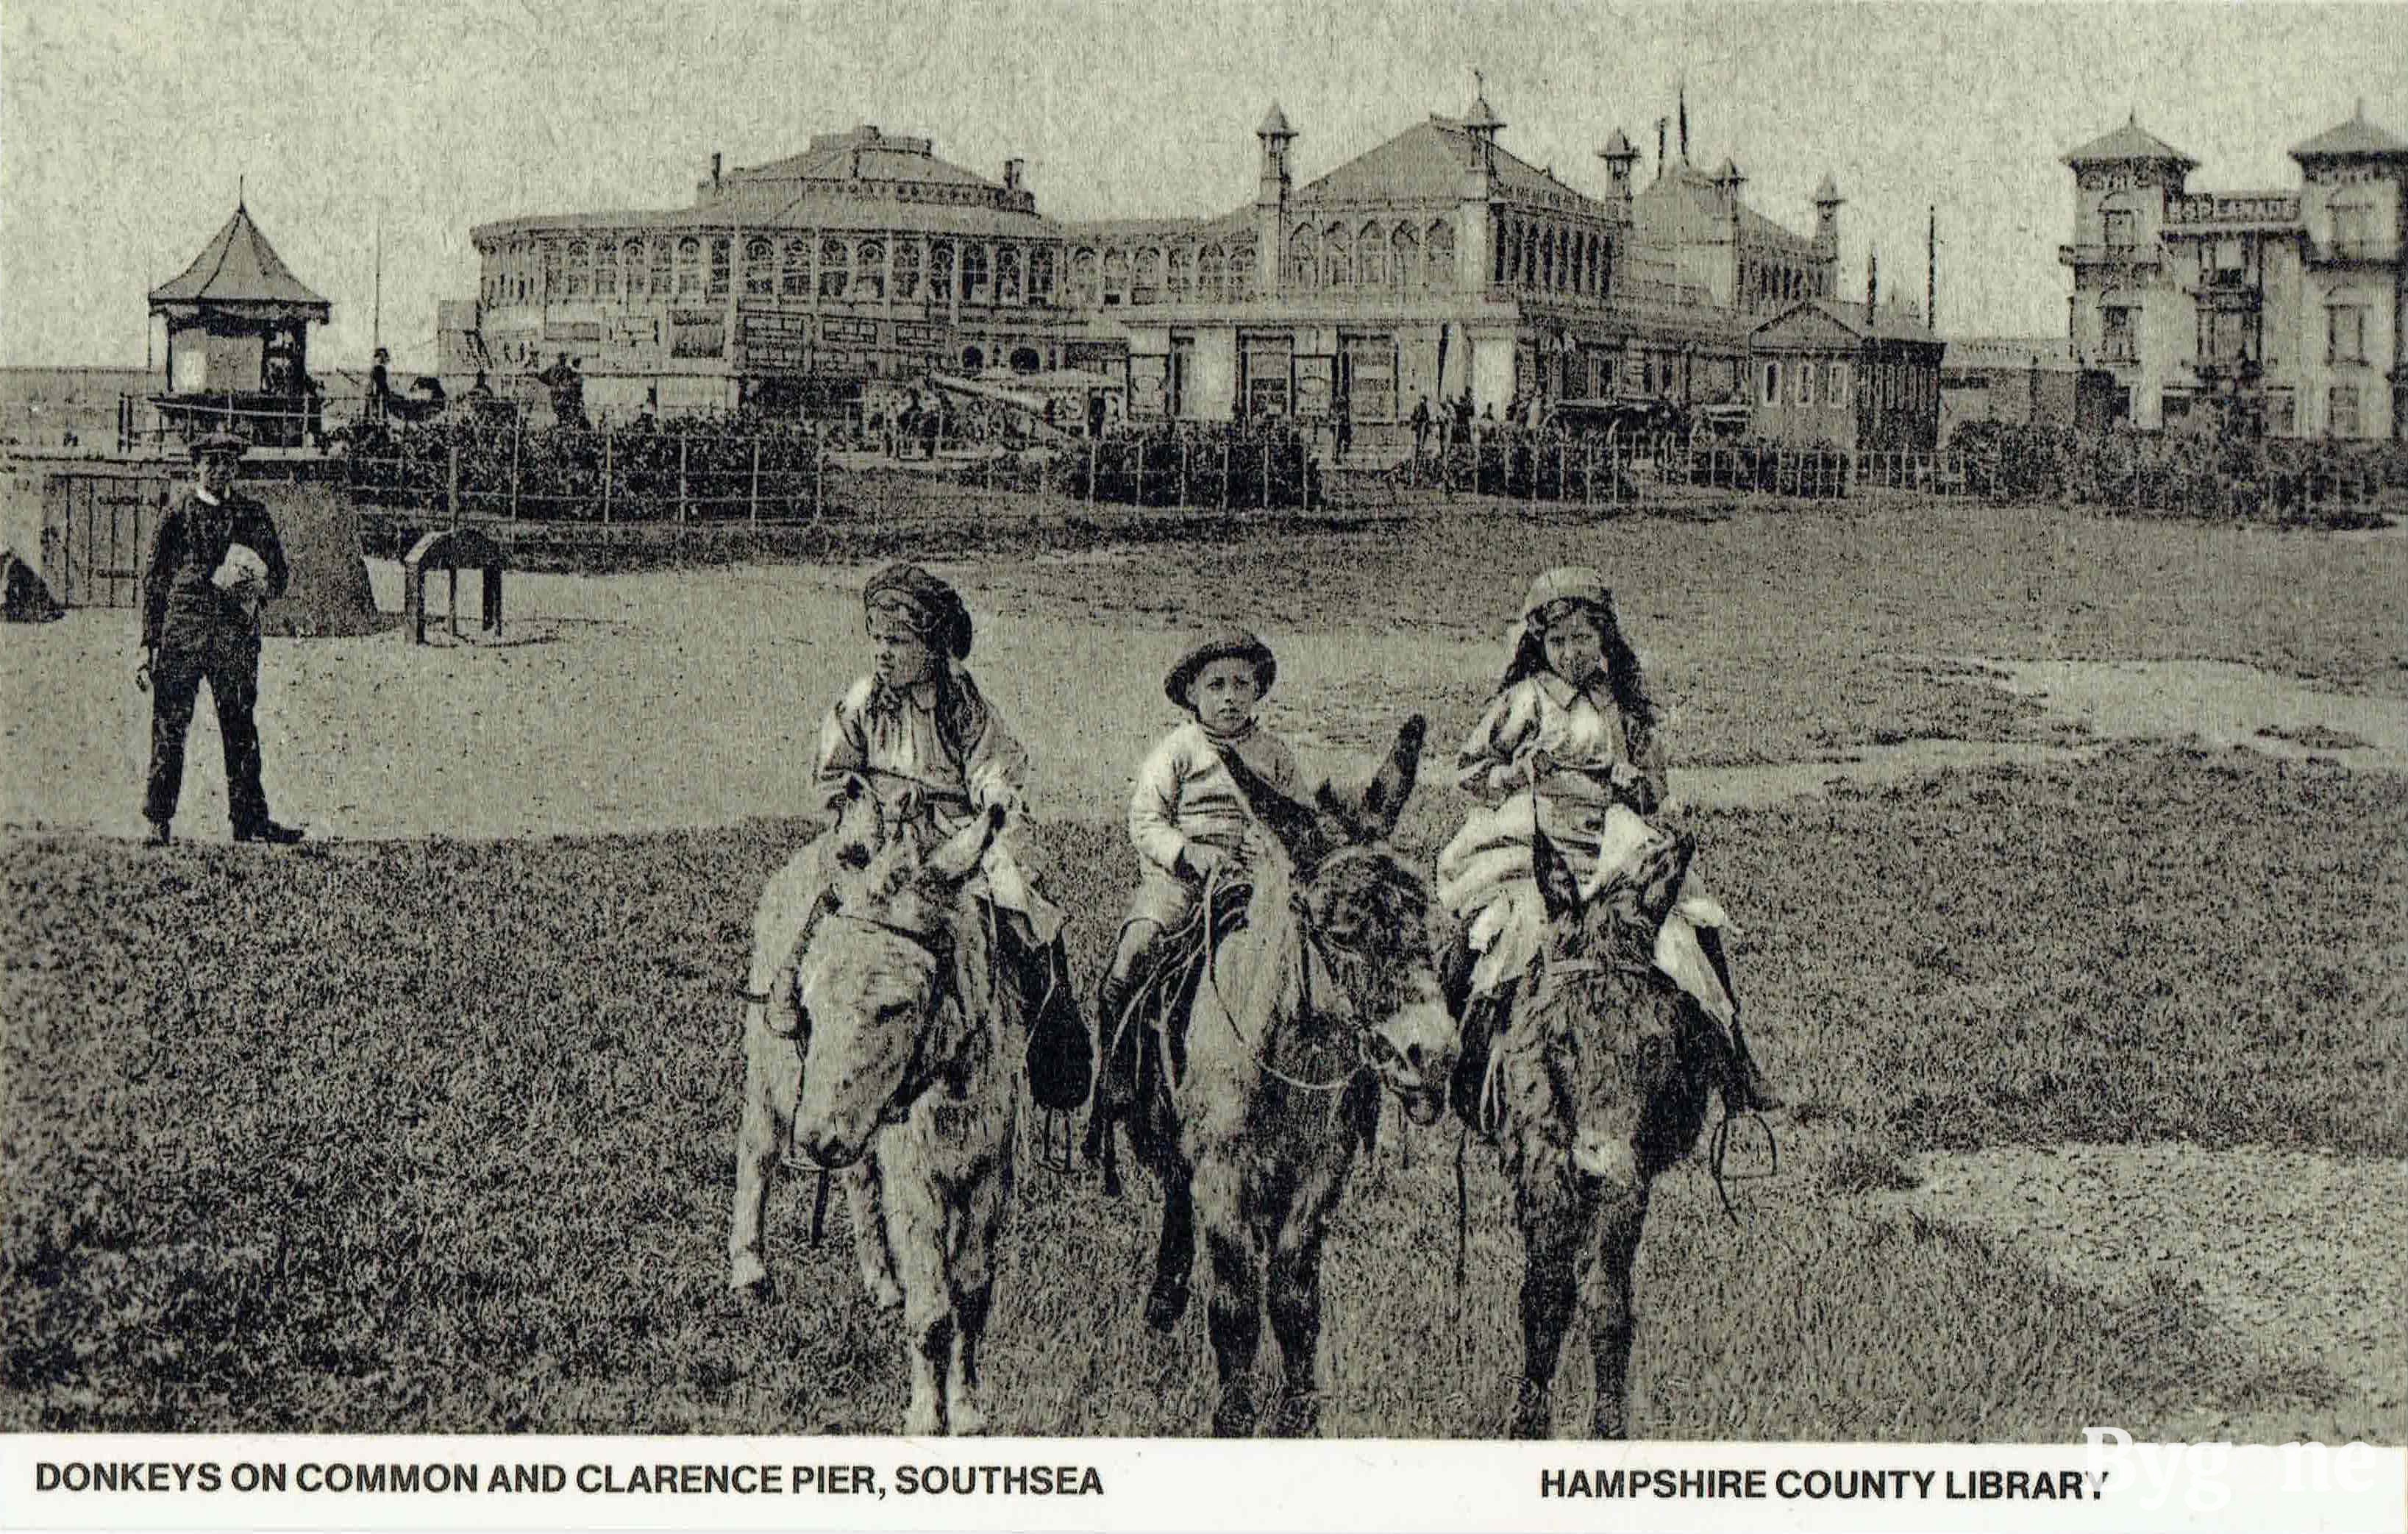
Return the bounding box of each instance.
[1490,825,1722,1438]
[1116,717,1458,1436]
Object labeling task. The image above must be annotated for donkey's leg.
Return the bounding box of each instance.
[944,1097,1017,1437]
[1194,1157,1264,1437]
[1130,1105,1196,1332]
[1265,1211,1331,1438]
[1581,1190,1652,1441]
[1511,1182,1584,1440]
[727,1002,799,1298]
[883,1147,954,1436]
[844,1158,902,1313]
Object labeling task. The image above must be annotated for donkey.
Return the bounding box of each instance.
[726,780,1017,1435]
[1489,825,1720,1438]
[1122,716,1458,1437]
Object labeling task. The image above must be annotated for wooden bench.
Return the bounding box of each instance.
[402,528,503,645]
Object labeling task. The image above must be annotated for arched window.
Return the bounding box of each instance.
[1394,224,1419,291]
[1323,222,1351,288]
[928,241,955,300]
[1223,238,1253,298]
[1134,248,1163,303]
[1357,221,1386,288]
[997,245,1022,302]
[961,345,985,372]
[1167,246,1194,299]
[1067,247,1097,305]
[1200,244,1227,300]
[1287,224,1318,288]
[964,243,991,302]
[594,241,618,298]
[782,238,809,299]
[1426,219,1454,289]
[892,239,922,300]
[1101,248,1128,305]
[818,238,849,299]
[563,241,589,298]
[676,237,703,295]
[855,241,885,300]
[1028,246,1055,303]
[744,237,774,296]
[708,237,731,299]
[649,240,673,298]
[1761,361,1781,405]
[1010,346,1041,373]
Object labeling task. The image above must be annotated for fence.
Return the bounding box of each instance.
[341,424,828,527]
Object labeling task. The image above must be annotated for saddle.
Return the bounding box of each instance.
[1084,883,1253,1175]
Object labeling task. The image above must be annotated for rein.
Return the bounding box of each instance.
[1201,872,1374,1097]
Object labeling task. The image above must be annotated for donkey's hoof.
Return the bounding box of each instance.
[861,1271,904,1313]
[732,1274,777,1307]
[1142,1281,1190,1333]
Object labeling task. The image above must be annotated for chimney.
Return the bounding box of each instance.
[710,152,722,191]
[1003,158,1025,192]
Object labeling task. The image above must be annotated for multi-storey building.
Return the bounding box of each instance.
[2059,108,2405,438]
[446,91,1868,433]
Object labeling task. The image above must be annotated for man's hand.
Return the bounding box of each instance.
[1522,748,1559,786]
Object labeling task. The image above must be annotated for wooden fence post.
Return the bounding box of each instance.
[749,440,760,526]
[446,439,461,531]
[677,435,690,525]
[1179,434,1190,509]
[602,430,614,525]
[1088,434,1099,503]
[507,419,522,529]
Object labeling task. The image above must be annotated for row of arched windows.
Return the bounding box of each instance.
[483,235,1058,308]
[1061,240,1258,306]
[1283,219,1461,293]
[1744,260,1828,312]
[1487,214,1611,299]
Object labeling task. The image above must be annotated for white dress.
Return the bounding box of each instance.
[1436,672,1734,1023]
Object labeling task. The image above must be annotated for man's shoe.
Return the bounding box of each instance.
[143,821,173,847]
[233,820,306,845]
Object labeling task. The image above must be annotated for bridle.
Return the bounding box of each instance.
[1203,862,1420,1099]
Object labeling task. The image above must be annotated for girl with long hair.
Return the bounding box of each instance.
[1436,566,1780,1124]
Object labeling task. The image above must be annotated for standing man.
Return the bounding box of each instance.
[1409,393,1433,461]
[138,431,303,846]
[1331,389,1353,462]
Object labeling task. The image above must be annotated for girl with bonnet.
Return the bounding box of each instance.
[752,562,1090,1115]
[1436,566,1780,1123]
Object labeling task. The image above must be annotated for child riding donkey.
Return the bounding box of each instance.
[1439,567,1781,1130]
[747,564,1092,1138]
[1086,631,1327,1186]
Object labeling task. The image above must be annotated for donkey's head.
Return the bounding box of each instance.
[1232,715,1456,1124]
[791,778,1003,1169]
[1527,825,1709,1186]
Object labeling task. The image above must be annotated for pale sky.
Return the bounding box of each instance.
[3,0,2401,369]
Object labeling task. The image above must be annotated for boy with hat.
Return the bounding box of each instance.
[136,430,302,845]
[1092,631,1316,1107]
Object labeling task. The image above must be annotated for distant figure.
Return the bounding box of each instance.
[1088,391,1107,440]
[1410,394,1433,459]
[366,347,394,424]
[1481,401,1497,424]
[537,352,589,430]
[137,432,302,846]
[1332,391,1353,461]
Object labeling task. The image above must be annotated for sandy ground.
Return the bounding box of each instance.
[1880,1144,2407,1443]
[8,556,2405,843]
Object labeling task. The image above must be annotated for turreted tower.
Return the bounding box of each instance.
[1813,173,1843,262]
[1255,103,1297,296]
[1598,127,1638,202]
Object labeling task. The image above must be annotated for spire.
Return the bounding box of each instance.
[1258,102,1295,141]
[1814,172,1842,207]
[1678,79,1690,160]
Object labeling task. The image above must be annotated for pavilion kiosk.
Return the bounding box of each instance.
[146,202,332,450]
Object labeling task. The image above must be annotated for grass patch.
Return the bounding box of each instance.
[2254,722,2372,751]
[3,747,2401,1435]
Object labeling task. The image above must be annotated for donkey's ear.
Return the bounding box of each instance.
[1533,825,1583,923]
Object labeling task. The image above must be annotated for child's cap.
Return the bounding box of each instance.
[863,563,974,660]
[1521,566,1610,627]
[1165,630,1278,707]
